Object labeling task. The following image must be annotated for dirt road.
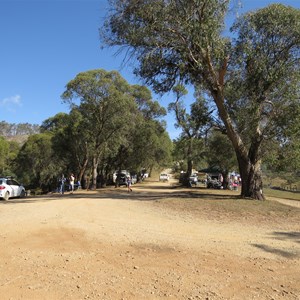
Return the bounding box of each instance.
[0,179,299,299]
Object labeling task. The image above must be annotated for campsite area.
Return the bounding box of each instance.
[0,177,299,300]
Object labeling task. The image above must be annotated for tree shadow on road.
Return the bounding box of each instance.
[0,187,241,204]
[252,243,299,259]
[0,183,243,205]
[252,231,300,258]
[271,231,300,243]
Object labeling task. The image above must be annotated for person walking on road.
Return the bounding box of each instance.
[126,175,132,192]
[59,174,66,194]
[70,174,75,193]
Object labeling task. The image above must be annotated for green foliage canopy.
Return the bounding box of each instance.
[101,1,300,199]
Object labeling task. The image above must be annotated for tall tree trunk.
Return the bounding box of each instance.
[78,157,88,186]
[210,83,265,200]
[205,53,266,200]
[187,138,193,176]
[187,159,193,177]
[91,156,99,190]
[183,138,193,186]
[77,142,89,188]
[221,170,229,189]
[236,152,265,200]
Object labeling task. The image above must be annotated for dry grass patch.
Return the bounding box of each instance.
[152,191,300,229]
[264,187,300,201]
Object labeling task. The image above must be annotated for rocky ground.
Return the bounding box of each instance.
[0,178,299,300]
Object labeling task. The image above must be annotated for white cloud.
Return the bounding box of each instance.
[0,95,22,112]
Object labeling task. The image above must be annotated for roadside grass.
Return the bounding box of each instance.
[154,190,300,227]
[264,187,300,201]
[145,175,300,227]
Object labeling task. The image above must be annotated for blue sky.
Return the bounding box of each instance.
[1,0,299,139]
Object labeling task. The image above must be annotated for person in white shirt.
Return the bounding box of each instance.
[70,174,75,193]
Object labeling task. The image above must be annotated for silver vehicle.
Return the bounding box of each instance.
[159,173,169,182]
[0,177,26,200]
[189,173,198,186]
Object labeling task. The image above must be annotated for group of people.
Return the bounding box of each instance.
[59,173,133,194]
[58,173,75,194]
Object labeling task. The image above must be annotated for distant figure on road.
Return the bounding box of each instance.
[59,174,66,194]
[70,174,75,193]
[77,180,81,189]
[127,175,132,192]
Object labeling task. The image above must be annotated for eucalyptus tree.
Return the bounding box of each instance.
[206,130,237,188]
[226,4,300,198]
[0,137,21,176]
[130,120,173,174]
[14,133,61,190]
[41,112,70,133]
[168,85,212,180]
[0,136,10,175]
[131,84,167,120]
[263,109,300,179]
[61,69,137,189]
[41,111,91,186]
[106,84,172,175]
[101,1,300,199]
[127,84,172,173]
[172,135,206,174]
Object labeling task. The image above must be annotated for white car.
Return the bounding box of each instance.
[189,174,198,185]
[0,177,26,200]
[159,173,169,181]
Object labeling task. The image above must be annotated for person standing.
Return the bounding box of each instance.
[59,174,66,194]
[70,174,75,193]
[126,175,132,192]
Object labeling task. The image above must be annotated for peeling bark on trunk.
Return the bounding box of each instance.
[194,52,267,200]
[91,156,99,190]
[221,171,229,189]
[236,153,265,200]
[209,79,265,200]
[184,139,193,187]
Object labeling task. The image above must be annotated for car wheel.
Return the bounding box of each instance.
[3,191,9,201]
[20,190,26,198]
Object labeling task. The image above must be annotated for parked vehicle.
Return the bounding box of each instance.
[207,179,222,189]
[159,173,169,182]
[189,174,198,186]
[229,180,239,191]
[115,172,128,187]
[0,177,26,200]
[131,174,137,184]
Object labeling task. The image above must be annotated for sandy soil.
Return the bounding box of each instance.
[0,178,299,300]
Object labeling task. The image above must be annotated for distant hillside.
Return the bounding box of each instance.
[0,121,40,137]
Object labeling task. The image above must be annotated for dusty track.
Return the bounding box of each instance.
[0,179,299,299]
